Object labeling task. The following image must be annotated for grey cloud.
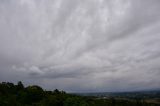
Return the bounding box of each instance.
[0,0,160,92]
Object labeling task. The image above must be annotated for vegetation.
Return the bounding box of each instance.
[0,81,159,106]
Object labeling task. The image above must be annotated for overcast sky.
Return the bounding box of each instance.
[0,0,160,92]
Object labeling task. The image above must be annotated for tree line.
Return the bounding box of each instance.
[0,81,159,106]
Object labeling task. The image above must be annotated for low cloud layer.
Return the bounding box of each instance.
[0,0,160,92]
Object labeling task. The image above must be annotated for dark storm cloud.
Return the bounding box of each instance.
[0,0,160,92]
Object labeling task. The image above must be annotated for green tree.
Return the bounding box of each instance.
[17,81,24,90]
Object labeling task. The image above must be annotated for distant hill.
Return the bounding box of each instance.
[0,81,160,106]
[75,90,160,99]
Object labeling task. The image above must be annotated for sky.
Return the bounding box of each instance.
[0,0,160,92]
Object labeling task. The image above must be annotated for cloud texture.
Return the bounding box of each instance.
[0,0,160,92]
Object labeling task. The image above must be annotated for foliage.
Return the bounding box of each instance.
[0,81,159,106]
